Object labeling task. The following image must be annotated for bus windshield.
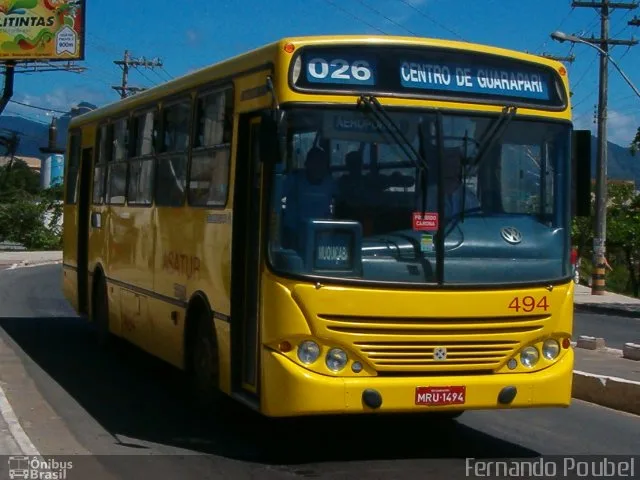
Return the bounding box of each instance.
[267,107,571,286]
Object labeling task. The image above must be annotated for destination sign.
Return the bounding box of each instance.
[399,62,550,101]
[291,45,565,108]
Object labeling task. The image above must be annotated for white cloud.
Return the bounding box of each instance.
[573,109,639,147]
[7,86,109,122]
[185,29,199,46]
[607,110,639,147]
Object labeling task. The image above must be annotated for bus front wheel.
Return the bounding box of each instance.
[189,310,220,407]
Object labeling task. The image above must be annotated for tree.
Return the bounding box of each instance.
[605,183,640,296]
[0,161,62,250]
[631,127,640,156]
[0,158,40,201]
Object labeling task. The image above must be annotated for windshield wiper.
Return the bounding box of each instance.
[357,95,431,213]
[448,105,516,226]
[472,105,517,168]
[357,95,429,172]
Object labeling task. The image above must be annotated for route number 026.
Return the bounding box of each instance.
[508,296,549,312]
[307,57,373,82]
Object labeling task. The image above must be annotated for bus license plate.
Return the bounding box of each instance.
[415,386,466,406]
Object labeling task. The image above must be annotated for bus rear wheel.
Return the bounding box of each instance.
[189,311,220,407]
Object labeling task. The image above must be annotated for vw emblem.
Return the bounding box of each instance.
[433,347,447,361]
[500,226,523,245]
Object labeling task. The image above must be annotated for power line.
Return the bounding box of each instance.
[352,0,418,36]
[133,66,158,87]
[320,0,387,34]
[8,99,67,114]
[537,6,576,51]
[112,50,164,99]
[393,0,464,40]
[540,53,577,62]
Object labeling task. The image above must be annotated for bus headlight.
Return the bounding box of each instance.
[520,346,539,368]
[297,340,320,364]
[542,339,560,360]
[325,348,348,372]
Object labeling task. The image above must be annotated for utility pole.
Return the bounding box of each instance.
[571,1,638,294]
[112,50,163,99]
[540,53,577,62]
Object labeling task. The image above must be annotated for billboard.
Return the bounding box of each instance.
[0,0,85,61]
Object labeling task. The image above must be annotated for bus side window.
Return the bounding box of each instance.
[92,124,109,205]
[107,118,128,205]
[188,88,233,207]
[156,99,191,207]
[128,109,156,206]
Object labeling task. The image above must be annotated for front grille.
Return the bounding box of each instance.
[317,314,548,373]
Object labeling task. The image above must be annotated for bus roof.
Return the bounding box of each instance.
[69,35,566,128]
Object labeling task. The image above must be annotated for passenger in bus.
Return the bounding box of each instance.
[338,149,415,202]
[337,150,369,203]
[281,146,337,250]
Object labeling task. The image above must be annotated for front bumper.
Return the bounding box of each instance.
[260,347,574,417]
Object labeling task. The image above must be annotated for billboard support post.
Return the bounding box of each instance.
[0,61,15,116]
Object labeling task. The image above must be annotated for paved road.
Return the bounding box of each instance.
[0,265,639,479]
[574,312,640,349]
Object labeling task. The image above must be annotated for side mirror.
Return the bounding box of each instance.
[259,110,284,163]
[572,129,592,217]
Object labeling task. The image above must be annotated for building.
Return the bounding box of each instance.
[0,155,43,174]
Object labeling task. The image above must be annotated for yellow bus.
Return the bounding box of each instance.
[62,35,592,418]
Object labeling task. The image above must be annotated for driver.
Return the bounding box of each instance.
[424,147,480,217]
[281,147,337,249]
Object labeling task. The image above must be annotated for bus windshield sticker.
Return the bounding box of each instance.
[412,212,438,231]
[322,111,417,142]
[420,234,435,252]
[304,54,377,86]
[399,61,551,101]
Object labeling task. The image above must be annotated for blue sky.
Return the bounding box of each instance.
[6,0,640,146]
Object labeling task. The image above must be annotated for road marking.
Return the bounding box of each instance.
[0,261,62,272]
[0,383,40,455]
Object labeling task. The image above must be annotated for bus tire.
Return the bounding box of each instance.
[93,274,111,347]
[188,309,220,407]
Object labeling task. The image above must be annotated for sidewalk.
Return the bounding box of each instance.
[0,251,62,269]
[573,283,640,317]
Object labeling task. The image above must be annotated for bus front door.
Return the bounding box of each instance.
[231,115,266,404]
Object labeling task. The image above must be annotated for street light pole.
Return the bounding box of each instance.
[550,31,640,99]
[551,17,639,294]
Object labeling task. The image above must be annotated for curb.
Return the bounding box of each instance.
[0,383,40,455]
[572,370,640,416]
[574,303,640,319]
